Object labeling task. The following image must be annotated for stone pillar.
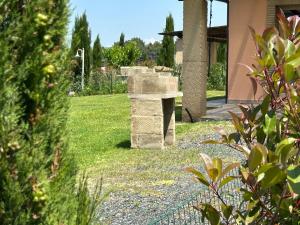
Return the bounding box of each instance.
[182,0,208,122]
[209,42,219,66]
[131,99,164,149]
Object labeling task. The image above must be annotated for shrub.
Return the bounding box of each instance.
[0,1,100,224]
[77,70,127,96]
[187,10,300,224]
[104,41,141,68]
[172,64,183,91]
[207,63,226,90]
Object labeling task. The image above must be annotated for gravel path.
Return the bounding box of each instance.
[97,134,244,225]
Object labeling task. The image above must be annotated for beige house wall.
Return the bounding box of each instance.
[228,0,267,102]
[175,38,183,65]
[228,0,300,103]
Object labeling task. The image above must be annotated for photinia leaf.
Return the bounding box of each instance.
[185,167,210,187]
[261,165,285,189]
[232,144,251,157]
[262,27,278,43]
[201,140,222,145]
[213,158,222,180]
[286,52,300,68]
[245,206,261,224]
[287,165,300,195]
[196,204,221,225]
[284,63,296,82]
[219,176,237,190]
[200,153,213,175]
[275,138,296,165]
[220,162,240,180]
[208,168,219,182]
[248,146,263,172]
[221,204,233,220]
[263,113,276,135]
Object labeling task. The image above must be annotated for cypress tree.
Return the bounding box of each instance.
[0,1,95,224]
[158,14,175,67]
[70,12,92,88]
[119,32,125,47]
[92,35,102,69]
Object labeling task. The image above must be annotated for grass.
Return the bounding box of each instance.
[67,91,231,194]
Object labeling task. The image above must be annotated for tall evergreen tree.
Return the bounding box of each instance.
[158,14,175,67]
[0,1,96,224]
[70,13,91,87]
[119,32,125,47]
[92,35,102,69]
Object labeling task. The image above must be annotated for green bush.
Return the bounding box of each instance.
[172,64,183,91]
[104,41,141,68]
[207,63,226,90]
[0,1,100,224]
[77,71,127,96]
[187,10,300,224]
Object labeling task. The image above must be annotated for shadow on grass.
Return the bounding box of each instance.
[116,140,131,149]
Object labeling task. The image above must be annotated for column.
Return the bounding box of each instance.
[182,0,208,122]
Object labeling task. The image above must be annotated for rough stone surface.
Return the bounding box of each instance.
[182,0,208,122]
[182,62,207,122]
[128,67,180,149]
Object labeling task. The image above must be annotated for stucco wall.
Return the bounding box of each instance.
[175,38,183,65]
[228,0,267,102]
[228,0,300,102]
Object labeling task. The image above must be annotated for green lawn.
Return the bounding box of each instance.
[67,91,231,194]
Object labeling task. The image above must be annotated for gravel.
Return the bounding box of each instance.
[96,133,244,225]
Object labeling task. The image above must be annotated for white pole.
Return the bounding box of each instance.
[81,48,85,90]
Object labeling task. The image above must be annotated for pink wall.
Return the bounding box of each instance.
[228,0,267,102]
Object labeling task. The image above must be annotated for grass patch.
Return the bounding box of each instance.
[68,91,231,195]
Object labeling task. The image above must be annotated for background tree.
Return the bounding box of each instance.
[92,35,102,69]
[104,40,141,68]
[146,41,162,62]
[0,0,98,223]
[128,37,147,62]
[70,12,92,88]
[217,43,227,64]
[119,32,125,47]
[158,14,175,67]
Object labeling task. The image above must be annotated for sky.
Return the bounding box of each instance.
[69,0,227,47]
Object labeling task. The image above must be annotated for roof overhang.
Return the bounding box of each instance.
[159,26,227,43]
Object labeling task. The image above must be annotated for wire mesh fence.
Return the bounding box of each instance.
[148,168,244,225]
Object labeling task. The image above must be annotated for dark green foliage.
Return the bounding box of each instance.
[85,72,128,96]
[0,1,99,224]
[172,64,183,90]
[207,63,226,90]
[119,32,125,47]
[217,43,227,64]
[104,41,141,68]
[158,14,175,67]
[70,12,91,87]
[146,41,162,62]
[187,10,300,224]
[128,37,147,61]
[92,35,102,69]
